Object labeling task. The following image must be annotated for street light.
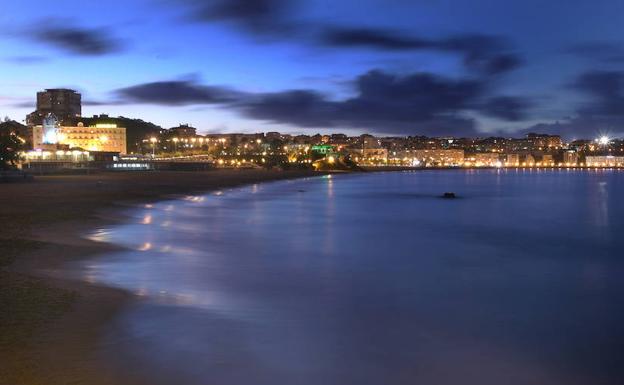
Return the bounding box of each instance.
[150,137,157,157]
[173,137,179,153]
[598,136,610,146]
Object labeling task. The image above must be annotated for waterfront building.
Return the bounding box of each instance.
[412,149,464,166]
[542,154,555,166]
[33,121,127,154]
[586,155,624,167]
[563,151,579,166]
[465,152,501,167]
[361,148,388,163]
[506,153,520,166]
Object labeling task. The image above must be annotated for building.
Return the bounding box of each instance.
[563,151,579,166]
[526,133,563,150]
[0,120,32,149]
[26,89,81,126]
[361,148,388,163]
[586,156,624,167]
[465,152,501,166]
[311,144,336,155]
[542,154,555,166]
[506,153,520,166]
[33,120,126,154]
[412,149,464,166]
[169,124,197,138]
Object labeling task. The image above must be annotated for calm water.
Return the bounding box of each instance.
[80,170,623,385]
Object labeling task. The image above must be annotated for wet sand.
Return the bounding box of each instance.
[0,169,320,385]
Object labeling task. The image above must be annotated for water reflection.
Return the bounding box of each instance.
[78,170,624,385]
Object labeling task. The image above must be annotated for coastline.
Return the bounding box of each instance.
[0,169,323,385]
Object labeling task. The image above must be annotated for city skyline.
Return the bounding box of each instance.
[2,0,624,139]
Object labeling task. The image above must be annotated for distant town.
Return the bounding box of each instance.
[2,88,624,172]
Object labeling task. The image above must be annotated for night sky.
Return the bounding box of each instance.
[2,0,624,139]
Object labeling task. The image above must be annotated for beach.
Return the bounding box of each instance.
[0,169,320,385]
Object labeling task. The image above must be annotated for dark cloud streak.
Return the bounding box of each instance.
[181,0,298,35]
[481,96,532,121]
[113,69,532,136]
[173,1,522,75]
[116,80,240,105]
[30,24,124,55]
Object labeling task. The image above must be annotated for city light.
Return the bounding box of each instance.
[598,136,610,145]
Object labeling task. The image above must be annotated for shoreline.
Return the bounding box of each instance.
[0,169,325,385]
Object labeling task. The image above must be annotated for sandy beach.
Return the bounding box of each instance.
[0,169,321,385]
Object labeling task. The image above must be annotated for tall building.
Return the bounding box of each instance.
[26,89,82,126]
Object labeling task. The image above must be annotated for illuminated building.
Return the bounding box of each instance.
[542,154,555,166]
[586,155,624,167]
[563,151,578,166]
[412,149,464,166]
[506,153,520,166]
[0,120,32,149]
[26,88,81,126]
[465,152,500,166]
[361,148,388,163]
[33,121,126,154]
[311,144,336,155]
[526,133,562,149]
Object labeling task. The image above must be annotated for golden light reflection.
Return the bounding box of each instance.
[88,228,111,242]
[138,242,152,251]
[141,214,152,224]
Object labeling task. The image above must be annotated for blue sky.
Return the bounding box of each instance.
[2,0,624,138]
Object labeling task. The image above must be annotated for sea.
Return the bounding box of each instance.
[76,169,624,385]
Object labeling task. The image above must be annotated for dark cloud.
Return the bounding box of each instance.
[481,96,532,121]
[181,0,297,35]
[116,79,239,105]
[521,115,624,139]
[566,42,624,63]
[115,69,532,136]
[237,70,493,135]
[238,90,337,127]
[322,28,431,50]
[518,70,624,138]
[308,26,523,75]
[571,70,624,116]
[31,24,123,55]
[173,2,522,75]
[465,53,522,75]
[83,100,115,106]
[10,101,35,109]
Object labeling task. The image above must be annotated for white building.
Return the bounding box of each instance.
[585,155,624,167]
